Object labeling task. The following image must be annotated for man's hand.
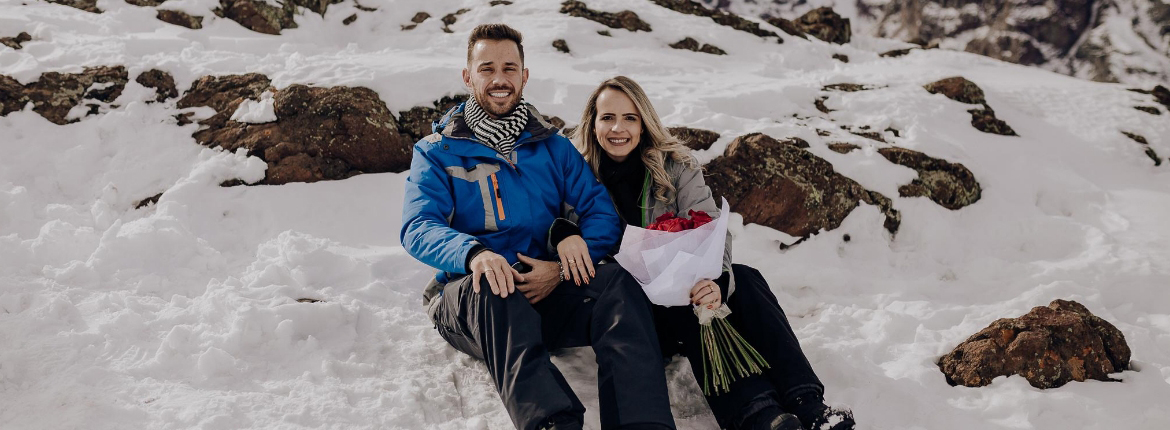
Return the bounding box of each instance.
[690,279,722,309]
[556,235,595,286]
[470,250,523,298]
[515,254,562,304]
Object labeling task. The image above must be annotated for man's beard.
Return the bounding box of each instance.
[477,85,523,118]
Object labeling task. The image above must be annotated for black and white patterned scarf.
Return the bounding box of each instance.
[463,94,529,156]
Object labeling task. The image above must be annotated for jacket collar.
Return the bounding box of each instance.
[433,101,559,149]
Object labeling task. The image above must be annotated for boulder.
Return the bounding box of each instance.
[794,7,850,44]
[668,126,720,151]
[8,66,129,124]
[938,299,1130,389]
[560,1,652,32]
[47,0,101,13]
[397,95,469,143]
[181,79,409,185]
[552,39,571,54]
[649,0,780,40]
[669,37,727,55]
[705,133,901,238]
[877,147,981,210]
[1,32,32,50]
[925,77,1017,136]
[157,10,204,29]
[214,0,298,35]
[135,69,178,103]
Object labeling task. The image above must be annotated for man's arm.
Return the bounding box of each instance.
[553,136,622,261]
[399,143,482,274]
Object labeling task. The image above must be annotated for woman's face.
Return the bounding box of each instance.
[593,88,643,162]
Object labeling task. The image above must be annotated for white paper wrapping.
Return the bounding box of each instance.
[614,198,730,306]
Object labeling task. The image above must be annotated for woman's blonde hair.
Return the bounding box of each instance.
[570,76,696,206]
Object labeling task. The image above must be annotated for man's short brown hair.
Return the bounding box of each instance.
[467,24,525,65]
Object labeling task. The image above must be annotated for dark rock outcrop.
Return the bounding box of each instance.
[879,48,916,58]
[214,0,297,35]
[650,0,781,41]
[793,7,851,44]
[832,54,849,62]
[763,16,807,39]
[938,299,1131,389]
[396,94,468,143]
[827,143,860,154]
[552,39,570,54]
[1134,106,1161,115]
[669,37,726,55]
[925,77,1017,136]
[1121,132,1164,166]
[2,66,129,124]
[1,32,32,50]
[965,33,1046,65]
[402,12,430,30]
[560,1,652,32]
[179,76,410,185]
[877,147,982,210]
[157,10,204,29]
[440,8,471,33]
[669,126,720,151]
[705,133,901,238]
[135,69,178,103]
[823,83,870,92]
[125,0,167,6]
[47,0,101,13]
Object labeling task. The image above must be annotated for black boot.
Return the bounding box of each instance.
[786,392,855,430]
[737,393,803,430]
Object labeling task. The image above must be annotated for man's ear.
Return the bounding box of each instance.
[462,68,472,90]
[522,68,529,87]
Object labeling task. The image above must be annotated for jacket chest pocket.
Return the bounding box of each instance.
[446,164,506,231]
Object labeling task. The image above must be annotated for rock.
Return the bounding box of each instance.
[402,12,430,30]
[1145,147,1163,166]
[1,32,32,50]
[814,96,832,114]
[597,30,611,37]
[47,0,101,13]
[793,7,850,45]
[1,75,29,116]
[11,66,129,125]
[924,77,986,105]
[125,0,167,6]
[552,39,570,54]
[851,130,886,143]
[214,0,298,35]
[183,80,410,185]
[397,94,469,143]
[763,16,807,39]
[823,83,869,92]
[343,14,357,25]
[1152,85,1170,111]
[968,107,1018,136]
[490,0,513,5]
[157,9,204,29]
[1134,106,1161,115]
[290,0,344,16]
[543,115,565,131]
[705,133,900,238]
[1121,131,1148,145]
[832,53,849,62]
[649,0,780,41]
[877,147,982,210]
[827,143,859,154]
[134,192,163,209]
[135,69,178,103]
[560,1,652,32]
[441,8,471,33]
[668,126,720,151]
[938,299,1131,389]
[879,48,915,58]
[669,37,727,55]
[925,77,1017,136]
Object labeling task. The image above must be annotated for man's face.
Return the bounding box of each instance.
[463,39,528,118]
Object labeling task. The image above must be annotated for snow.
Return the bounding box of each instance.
[2,1,1170,429]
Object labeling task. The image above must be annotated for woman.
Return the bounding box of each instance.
[552,76,856,430]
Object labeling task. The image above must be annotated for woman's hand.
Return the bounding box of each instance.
[690,279,721,309]
[556,235,594,286]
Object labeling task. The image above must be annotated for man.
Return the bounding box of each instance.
[400,24,676,430]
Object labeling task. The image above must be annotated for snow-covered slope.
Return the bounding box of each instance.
[702,0,1170,88]
[2,1,1169,429]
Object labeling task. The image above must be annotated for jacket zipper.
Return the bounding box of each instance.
[490,173,506,221]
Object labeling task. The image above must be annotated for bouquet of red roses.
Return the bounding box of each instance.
[615,199,768,395]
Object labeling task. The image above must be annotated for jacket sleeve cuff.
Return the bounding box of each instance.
[548,218,583,249]
[464,244,489,274]
[714,270,731,303]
